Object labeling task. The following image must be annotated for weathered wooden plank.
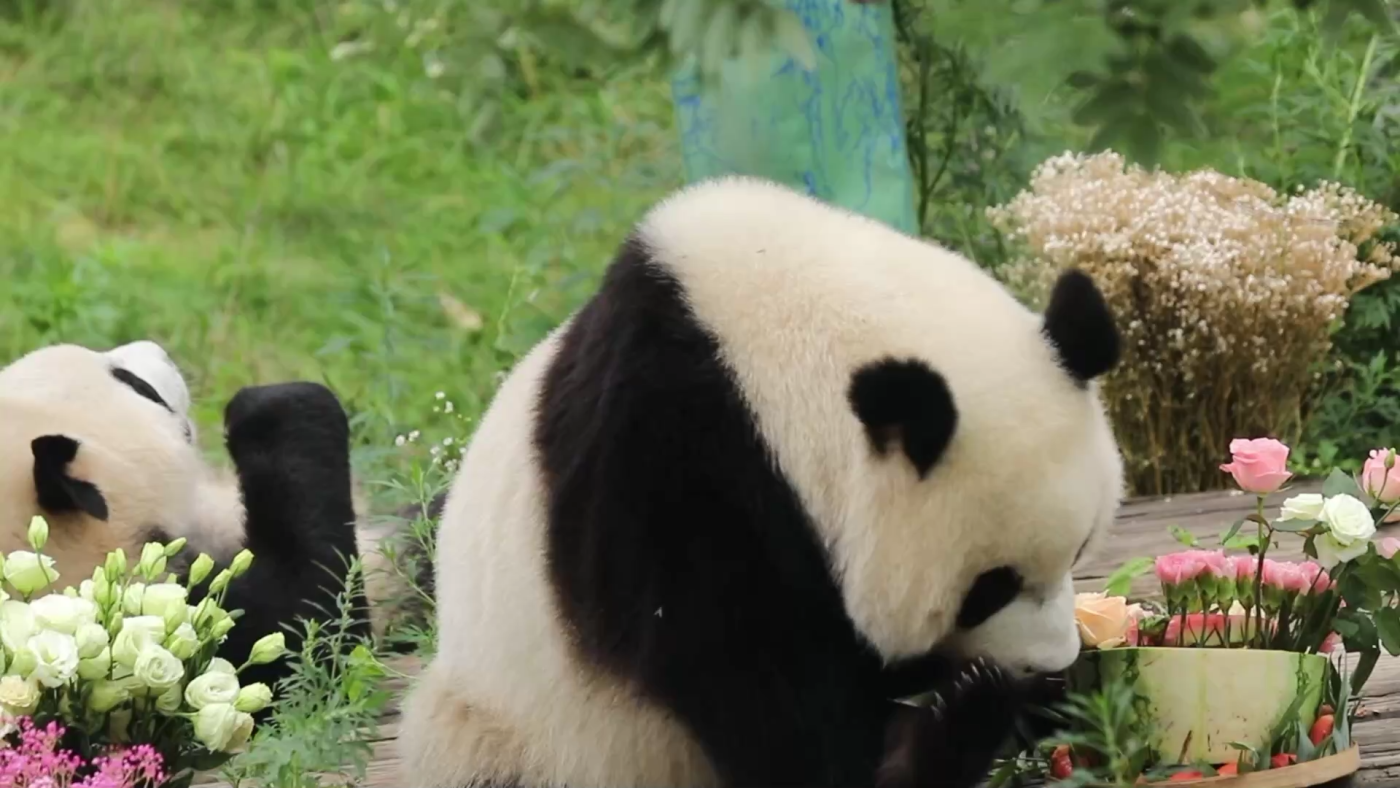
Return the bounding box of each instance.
[196,485,1400,787]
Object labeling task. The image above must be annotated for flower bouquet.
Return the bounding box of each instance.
[0,516,286,788]
[1006,440,1400,787]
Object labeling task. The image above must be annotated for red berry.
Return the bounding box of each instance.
[1168,771,1204,782]
[1271,753,1297,769]
[1050,745,1073,780]
[1217,762,1239,776]
[1310,714,1335,746]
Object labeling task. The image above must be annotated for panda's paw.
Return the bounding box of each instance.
[225,381,350,459]
[880,659,1024,788]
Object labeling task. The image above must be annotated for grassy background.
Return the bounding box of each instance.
[0,0,681,492]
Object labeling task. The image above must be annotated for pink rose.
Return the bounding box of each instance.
[1220,438,1293,494]
[1320,632,1343,654]
[1380,537,1400,560]
[1362,449,1400,504]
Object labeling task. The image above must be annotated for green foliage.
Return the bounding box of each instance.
[218,567,393,788]
[1036,674,1179,787]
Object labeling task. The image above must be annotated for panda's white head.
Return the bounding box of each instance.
[0,341,205,583]
[640,177,1125,680]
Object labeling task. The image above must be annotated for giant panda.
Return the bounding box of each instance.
[0,339,427,691]
[397,175,1125,788]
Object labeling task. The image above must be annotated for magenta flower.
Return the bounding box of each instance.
[0,717,165,788]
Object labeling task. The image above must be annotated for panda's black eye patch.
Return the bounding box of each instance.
[111,367,173,413]
[956,566,1023,630]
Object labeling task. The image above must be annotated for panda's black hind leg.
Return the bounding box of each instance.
[194,381,372,694]
[877,660,1027,788]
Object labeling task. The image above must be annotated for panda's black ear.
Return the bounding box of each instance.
[847,358,957,480]
[1042,268,1119,384]
[31,435,109,522]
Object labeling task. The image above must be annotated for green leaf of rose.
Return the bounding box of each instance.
[1169,525,1199,547]
[1323,468,1365,500]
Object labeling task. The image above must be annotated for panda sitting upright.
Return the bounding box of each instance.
[0,340,411,693]
[398,176,1125,787]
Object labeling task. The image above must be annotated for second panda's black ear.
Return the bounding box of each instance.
[31,435,109,521]
[1042,268,1119,384]
[848,358,957,480]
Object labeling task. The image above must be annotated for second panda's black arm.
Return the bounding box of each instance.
[188,382,370,693]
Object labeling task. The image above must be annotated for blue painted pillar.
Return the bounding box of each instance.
[669,0,918,234]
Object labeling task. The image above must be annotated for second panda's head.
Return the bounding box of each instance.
[840,268,1124,679]
[0,341,204,584]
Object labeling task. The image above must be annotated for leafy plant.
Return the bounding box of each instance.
[218,564,393,788]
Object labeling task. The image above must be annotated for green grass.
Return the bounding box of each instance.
[0,0,681,489]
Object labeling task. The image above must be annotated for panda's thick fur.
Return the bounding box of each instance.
[0,340,427,691]
[398,176,1126,787]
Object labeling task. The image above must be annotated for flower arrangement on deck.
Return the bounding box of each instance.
[1005,439,1400,787]
[0,517,286,788]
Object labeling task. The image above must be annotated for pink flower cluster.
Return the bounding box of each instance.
[0,717,165,788]
[1154,550,1333,594]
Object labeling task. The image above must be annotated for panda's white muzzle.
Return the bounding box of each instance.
[952,573,1081,677]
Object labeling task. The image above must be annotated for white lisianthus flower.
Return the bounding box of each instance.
[111,617,165,668]
[88,680,130,713]
[0,601,35,653]
[235,682,273,714]
[132,644,184,691]
[205,657,237,676]
[77,646,112,681]
[27,630,80,688]
[0,675,40,715]
[165,623,199,660]
[30,594,87,635]
[1279,493,1326,522]
[194,702,248,751]
[121,583,146,618]
[75,623,110,659]
[3,551,58,596]
[185,671,240,710]
[154,684,183,715]
[141,583,187,620]
[246,633,286,666]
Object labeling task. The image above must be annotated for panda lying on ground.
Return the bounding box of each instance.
[0,340,427,694]
[399,176,1126,788]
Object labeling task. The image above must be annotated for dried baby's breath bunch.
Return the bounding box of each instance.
[989,151,1399,495]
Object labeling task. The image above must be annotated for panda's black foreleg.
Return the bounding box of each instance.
[876,661,1027,788]
[191,381,371,695]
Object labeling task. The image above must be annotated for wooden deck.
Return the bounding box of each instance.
[197,484,1400,786]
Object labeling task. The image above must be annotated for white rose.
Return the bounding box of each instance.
[27,630,80,688]
[193,702,246,751]
[0,601,35,653]
[205,657,237,676]
[165,623,199,660]
[184,670,240,710]
[1317,533,1371,569]
[1320,494,1377,544]
[141,583,188,620]
[132,644,184,691]
[74,623,110,659]
[3,551,57,596]
[1280,493,1326,522]
[30,594,89,635]
[0,675,40,715]
[77,646,112,681]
